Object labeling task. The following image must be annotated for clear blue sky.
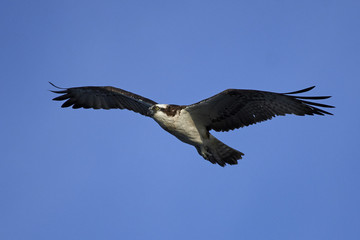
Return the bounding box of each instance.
[1,0,359,239]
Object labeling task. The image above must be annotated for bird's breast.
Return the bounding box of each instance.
[153,109,204,145]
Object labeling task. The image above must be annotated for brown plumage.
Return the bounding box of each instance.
[51,83,334,167]
[186,86,333,132]
[50,82,157,116]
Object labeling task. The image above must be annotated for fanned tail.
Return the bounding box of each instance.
[197,135,244,167]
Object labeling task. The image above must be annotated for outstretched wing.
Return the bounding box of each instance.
[185,86,334,132]
[50,82,157,117]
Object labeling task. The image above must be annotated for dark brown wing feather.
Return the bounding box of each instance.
[50,82,157,117]
[186,86,334,132]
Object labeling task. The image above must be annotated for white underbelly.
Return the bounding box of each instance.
[153,109,204,145]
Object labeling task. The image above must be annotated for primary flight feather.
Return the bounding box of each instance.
[50,82,334,167]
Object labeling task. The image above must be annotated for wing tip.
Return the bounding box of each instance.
[49,82,65,89]
[283,86,316,95]
[284,86,334,115]
[49,82,68,95]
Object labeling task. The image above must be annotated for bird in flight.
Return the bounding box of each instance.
[50,82,334,166]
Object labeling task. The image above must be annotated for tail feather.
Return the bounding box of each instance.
[197,136,244,167]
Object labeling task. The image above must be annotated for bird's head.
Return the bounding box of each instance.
[149,104,184,117]
[149,104,169,115]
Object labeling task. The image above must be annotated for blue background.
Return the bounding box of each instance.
[1,1,359,239]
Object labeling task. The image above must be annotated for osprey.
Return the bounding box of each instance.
[50,83,334,167]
